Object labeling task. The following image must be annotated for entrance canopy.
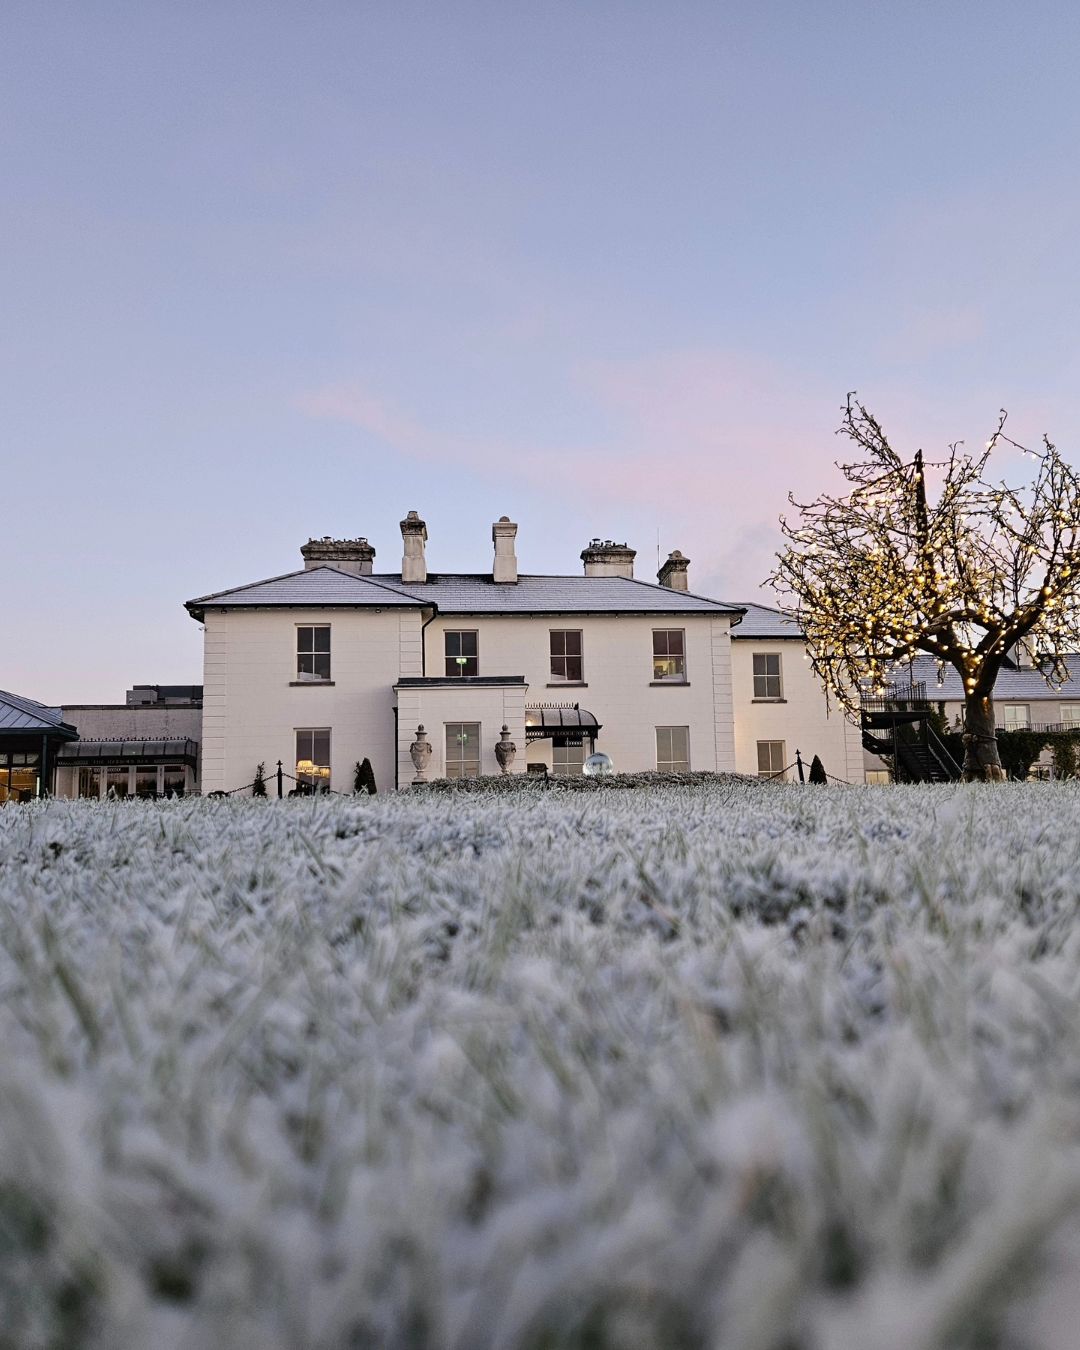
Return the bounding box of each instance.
[56,739,200,768]
[524,704,602,743]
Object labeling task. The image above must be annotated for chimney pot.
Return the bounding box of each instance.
[492,516,519,584]
[300,536,376,575]
[581,538,636,579]
[400,511,428,583]
[658,550,690,591]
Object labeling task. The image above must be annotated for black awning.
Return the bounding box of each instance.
[56,738,199,767]
[524,705,602,742]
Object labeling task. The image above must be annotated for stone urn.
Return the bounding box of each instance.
[409,724,432,784]
[494,724,517,775]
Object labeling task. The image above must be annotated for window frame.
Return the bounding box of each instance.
[655,725,690,772]
[552,738,586,776]
[756,740,786,779]
[296,624,332,682]
[752,652,783,700]
[652,629,687,683]
[444,630,479,678]
[295,727,332,792]
[549,629,584,683]
[1001,703,1030,730]
[0,750,41,803]
[445,722,481,778]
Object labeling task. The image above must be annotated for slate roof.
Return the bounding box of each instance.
[185,567,424,620]
[186,567,744,620]
[731,602,802,639]
[0,690,78,737]
[728,608,1080,704]
[896,656,1080,703]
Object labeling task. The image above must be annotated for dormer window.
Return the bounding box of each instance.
[296,626,331,681]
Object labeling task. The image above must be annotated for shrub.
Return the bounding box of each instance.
[353,758,378,795]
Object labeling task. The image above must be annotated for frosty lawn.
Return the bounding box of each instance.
[4,785,1080,1349]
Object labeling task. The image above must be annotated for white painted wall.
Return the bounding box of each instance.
[199,608,422,795]
[395,681,528,785]
[420,612,736,774]
[60,705,202,741]
[194,604,827,793]
[731,639,863,782]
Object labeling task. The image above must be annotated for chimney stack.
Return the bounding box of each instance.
[492,516,518,584]
[400,511,428,583]
[657,550,690,591]
[300,536,376,575]
[581,538,636,579]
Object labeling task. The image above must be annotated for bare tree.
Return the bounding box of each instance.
[769,396,1080,781]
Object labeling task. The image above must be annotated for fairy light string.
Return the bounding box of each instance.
[768,396,1080,736]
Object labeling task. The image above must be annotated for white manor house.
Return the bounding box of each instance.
[183,513,864,794]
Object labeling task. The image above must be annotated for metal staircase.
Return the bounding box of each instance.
[861,682,963,783]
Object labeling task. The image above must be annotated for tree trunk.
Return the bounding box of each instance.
[962,693,1005,782]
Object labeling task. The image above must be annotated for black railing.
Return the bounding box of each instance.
[861,681,929,713]
[860,681,962,782]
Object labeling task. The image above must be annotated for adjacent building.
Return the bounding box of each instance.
[53,685,202,799]
[0,690,78,803]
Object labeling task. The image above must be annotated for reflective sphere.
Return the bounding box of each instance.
[583,752,614,776]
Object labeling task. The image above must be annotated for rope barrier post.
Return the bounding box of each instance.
[276,760,283,799]
[795,748,805,784]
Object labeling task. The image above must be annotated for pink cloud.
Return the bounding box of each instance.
[297,355,852,598]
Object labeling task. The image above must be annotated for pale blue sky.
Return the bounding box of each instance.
[4,2,1080,701]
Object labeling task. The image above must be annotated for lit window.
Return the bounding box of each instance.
[296,728,331,791]
[550,630,583,682]
[0,751,40,803]
[656,726,690,772]
[297,626,331,681]
[552,739,585,776]
[446,723,481,778]
[1002,704,1030,730]
[757,740,786,779]
[445,631,479,677]
[653,630,686,681]
[753,653,783,699]
[865,770,891,785]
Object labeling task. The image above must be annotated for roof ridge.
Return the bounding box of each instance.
[0,688,63,718]
[186,564,312,606]
[619,573,743,612]
[343,570,428,600]
[735,600,788,616]
[186,565,426,610]
[0,689,76,734]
